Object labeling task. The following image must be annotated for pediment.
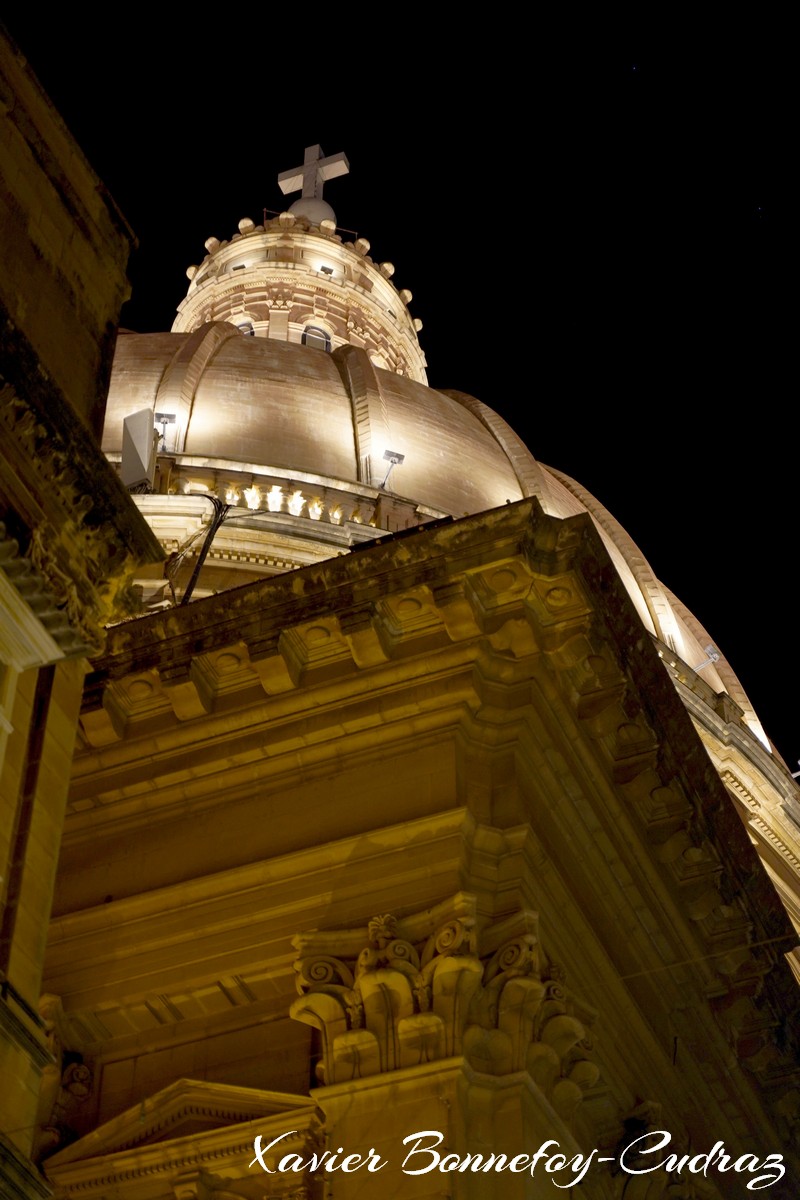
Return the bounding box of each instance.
[47,1078,315,1167]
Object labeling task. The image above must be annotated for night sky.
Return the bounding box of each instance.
[5,21,794,767]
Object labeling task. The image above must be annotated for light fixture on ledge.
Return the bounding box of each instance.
[154,411,176,451]
[380,450,405,489]
[695,645,721,672]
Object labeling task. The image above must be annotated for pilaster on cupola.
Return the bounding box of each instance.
[289,896,604,1199]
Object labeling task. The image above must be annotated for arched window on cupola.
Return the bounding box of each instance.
[302,325,332,352]
[236,320,255,337]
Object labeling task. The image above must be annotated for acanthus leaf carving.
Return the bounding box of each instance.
[289,901,598,1121]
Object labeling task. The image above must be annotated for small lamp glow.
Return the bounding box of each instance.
[287,490,305,516]
[243,484,261,510]
[266,485,284,513]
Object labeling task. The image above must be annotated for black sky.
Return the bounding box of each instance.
[5,21,794,767]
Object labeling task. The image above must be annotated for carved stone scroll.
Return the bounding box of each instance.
[290,899,598,1122]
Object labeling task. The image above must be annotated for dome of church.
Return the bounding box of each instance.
[102,145,771,755]
[105,330,529,517]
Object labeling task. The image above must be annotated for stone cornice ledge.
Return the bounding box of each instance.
[85,498,540,686]
[44,809,469,1014]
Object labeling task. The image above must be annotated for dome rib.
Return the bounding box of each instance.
[441,389,555,509]
[155,322,243,454]
[332,344,390,488]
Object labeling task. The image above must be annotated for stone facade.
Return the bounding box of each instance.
[39,503,800,1199]
[0,30,161,1200]
[1,71,799,1200]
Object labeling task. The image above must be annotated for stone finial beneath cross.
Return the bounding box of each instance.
[278,145,350,201]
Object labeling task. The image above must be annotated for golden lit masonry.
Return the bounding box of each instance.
[1,46,799,1200]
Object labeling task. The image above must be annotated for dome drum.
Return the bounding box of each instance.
[174,212,428,383]
[112,457,447,604]
[128,491,392,603]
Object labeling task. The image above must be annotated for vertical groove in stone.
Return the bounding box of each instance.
[0,664,54,984]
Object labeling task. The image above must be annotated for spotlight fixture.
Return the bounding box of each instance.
[154,411,176,450]
[380,449,405,489]
[695,645,720,672]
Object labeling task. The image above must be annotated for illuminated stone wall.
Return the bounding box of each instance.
[0,30,160,1200]
[40,503,800,1199]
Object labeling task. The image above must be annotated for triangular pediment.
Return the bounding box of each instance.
[47,1078,315,1167]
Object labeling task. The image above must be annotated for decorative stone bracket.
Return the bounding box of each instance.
[1,379,162,658]
[33,994,93,1163]
[290,901,598,1122]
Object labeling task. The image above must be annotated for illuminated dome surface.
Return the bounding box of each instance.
[103,324,769,752]
[102,167,771,756]
[105,332,522,516]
